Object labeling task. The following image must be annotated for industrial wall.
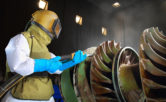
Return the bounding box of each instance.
[0,0,166,80]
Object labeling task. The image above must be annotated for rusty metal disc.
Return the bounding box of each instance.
[90,40,120,102]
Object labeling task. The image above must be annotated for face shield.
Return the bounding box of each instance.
[52,19,62,39]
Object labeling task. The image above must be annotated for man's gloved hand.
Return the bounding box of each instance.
[59,50,87,71]
[34,56,62,74]
[73,50,87,64]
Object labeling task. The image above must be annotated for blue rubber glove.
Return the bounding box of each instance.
[34,56,62,74]
[59,50,87,71]
[73,50,87,64]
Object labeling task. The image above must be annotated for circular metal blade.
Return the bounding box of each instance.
[112,47,144,102]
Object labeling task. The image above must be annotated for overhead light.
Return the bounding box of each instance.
[38,0,48,10]
[112,2,120,8]
[102,27,107,36]
[75,15,83,25]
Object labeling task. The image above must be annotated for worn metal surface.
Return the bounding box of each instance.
[145,31,166,55]
[139,27,166,102]
[149,27,166,47]
[155,27,166,40]
[112,47,144,102]
[60,68,78,102]
[90,41,120,102]
[73,57,96,102]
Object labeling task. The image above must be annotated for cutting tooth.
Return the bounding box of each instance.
[115,42,121,49]
[154,27,166,40]
[91,66,112,84]
[110,40,119,54]
[91,82,114,95]
[94,55,111,72]
[105,41,114,58]
[148,27,166,47]
[99,45,112,64]
[142,78,166,89]
[96,96,117,102]
[140,59,166,77]
[146,31,166,55]
[92,55,111,72]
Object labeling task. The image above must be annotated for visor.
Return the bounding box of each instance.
[31,18,62,39]
[52,19,62,39]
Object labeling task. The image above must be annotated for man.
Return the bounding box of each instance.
[2,10,86,102]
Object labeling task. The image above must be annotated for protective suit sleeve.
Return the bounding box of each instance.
[5,34,34,76]
[50,52,56,58]
[34,56,62,74]
[59,50,87,71]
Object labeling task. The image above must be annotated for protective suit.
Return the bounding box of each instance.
[2,10,86,102]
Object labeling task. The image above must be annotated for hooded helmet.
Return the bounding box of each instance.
[31,10,62,39]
